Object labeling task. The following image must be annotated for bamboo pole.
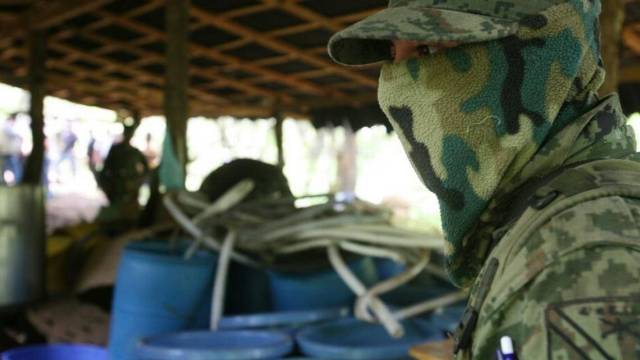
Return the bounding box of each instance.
[21,29,46,185]
[600,0,625,94]
[275,114,285,169]
[164,0,190,176]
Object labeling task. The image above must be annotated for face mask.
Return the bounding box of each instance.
[377,0,603,286]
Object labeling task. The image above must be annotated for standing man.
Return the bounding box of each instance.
[96,124,149,231]
[0,113,24,184]
[329,0,640,358]
[57,121,78,179]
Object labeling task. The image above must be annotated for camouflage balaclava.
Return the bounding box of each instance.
[377,0,604,286]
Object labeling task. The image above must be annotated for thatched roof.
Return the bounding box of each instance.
[1,0,640,126]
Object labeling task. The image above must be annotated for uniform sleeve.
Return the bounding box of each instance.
[472,239,640,359]
[522,244,640,359]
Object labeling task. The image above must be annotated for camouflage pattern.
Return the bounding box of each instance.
[328,0,564,65]
[460,156,640,359]
[329,0,640,357]
[376,0,605,286]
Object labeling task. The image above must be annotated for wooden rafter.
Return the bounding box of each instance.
[27,0,115,30]
[621,64,640,83]
[95,9,345,99]
[623,22,640,55]
[190,6,378,88]
[0,0,392,119]
[49,41,228,106]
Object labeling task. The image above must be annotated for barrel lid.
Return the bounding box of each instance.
[2,344,108,360]
[219,308,349,330]
[136,330,293,360]
[296,318,442,359]
[124,240,215,264]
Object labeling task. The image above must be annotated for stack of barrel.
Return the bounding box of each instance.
[106,239,463,360]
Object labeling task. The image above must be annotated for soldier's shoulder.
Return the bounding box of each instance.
[470,196,640,359]
[481,194,640,320]
[524,195,640,253]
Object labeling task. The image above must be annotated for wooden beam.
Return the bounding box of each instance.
[3,54,161,114]
[268,0,345,32]
[599,0,625,94]
[275,114,284,169]
[27,0,115,30]
[48,61,160,106]
[190,6,378,89]
[622,22,640,55]
[164,0,190,173]
[77,32,290,102]
[0,0,34,4]
[620,64,640,83]
[22,29,46,185]
[221,3,276,19]
[214,9,383,53]
[49,41,228,105]
[96,9,338,98]
[125,0,164,19]
[0,15,19,40]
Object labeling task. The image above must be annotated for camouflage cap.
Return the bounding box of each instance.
[328,0,563,66]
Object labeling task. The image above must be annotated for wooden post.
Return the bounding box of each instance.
[275,115,284,169]
[164,0,189,176]
[600,0,625,95]
[131,108,142,129]
[336,121,357,196]
[21,29,46,185]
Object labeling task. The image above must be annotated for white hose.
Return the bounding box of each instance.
[210,230,236,330]
[275,240,405,264]
[355,252,429,322]
[182,180,254,257]
[393,290,467,320]
[338,241,405,264]
[327,245,404,338]
[177,191,210,211]
[256,215,383,242]
[164,189,456,338]
[193,180,255,225]
[273,239,333,254]
[162,195,258,267]
[296,229,442,248]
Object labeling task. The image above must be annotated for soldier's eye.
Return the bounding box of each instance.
[417,45,432,57]
[418,45,444,56]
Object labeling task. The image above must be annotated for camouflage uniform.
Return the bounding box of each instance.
[329,0,640,358]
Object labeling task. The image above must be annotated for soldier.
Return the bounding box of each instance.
[329,0,640,358]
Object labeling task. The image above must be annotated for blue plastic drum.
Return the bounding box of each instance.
[225,261,272,315]
[380,278,459,308]
[136,330,294,360]
[296,318,442,360]
[429,304,466,334]
[1,344,108,360]
[219,308,350,333]
[267,258,378,311]
[373,258,406,280]
[108,240,217,360]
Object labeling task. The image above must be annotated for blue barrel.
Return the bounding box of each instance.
[373,258,406,280]
[225,261,272,315]
[429,304,466,334]
[108,240,217,360]
[136,330,293,360]
[219,308,350,334]
[380,281,458,308]
[267,258,378,311]
[296,318,442,360]
[2,344,107,360]
[189,260,273,329]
